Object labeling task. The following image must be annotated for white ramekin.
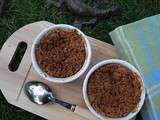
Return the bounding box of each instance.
[31,24,91,83]
[83,59,145,120]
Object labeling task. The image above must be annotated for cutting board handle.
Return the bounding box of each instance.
[0,22,39,101]
[8,41,28,72]
[0,39,30,73]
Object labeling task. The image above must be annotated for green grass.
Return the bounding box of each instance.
[0,0,160,119]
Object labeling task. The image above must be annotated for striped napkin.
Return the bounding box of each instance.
[110,14,160,120]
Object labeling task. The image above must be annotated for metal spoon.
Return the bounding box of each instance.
[25,81,76,111]
[24,81,98,120]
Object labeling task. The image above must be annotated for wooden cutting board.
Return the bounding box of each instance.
[0,21,119,120]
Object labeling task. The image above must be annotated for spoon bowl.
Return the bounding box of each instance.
[25,81,54,105]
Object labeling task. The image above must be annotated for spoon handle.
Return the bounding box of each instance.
[51,98,98,120]
[52,98,76,111]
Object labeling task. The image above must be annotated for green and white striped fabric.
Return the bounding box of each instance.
[110,14,160,120]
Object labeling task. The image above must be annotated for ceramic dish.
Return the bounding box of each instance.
[31,24,91,83]
[83,59,145,120]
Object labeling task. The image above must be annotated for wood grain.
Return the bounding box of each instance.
[0,21,118,120]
